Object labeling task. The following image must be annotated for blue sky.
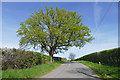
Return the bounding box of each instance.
[2,2,118,59]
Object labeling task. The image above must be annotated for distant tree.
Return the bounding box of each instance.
[17,6,94,62]
[69,53,76,60]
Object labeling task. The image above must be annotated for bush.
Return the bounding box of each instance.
[75,48,120,67]
[1,48,51,70]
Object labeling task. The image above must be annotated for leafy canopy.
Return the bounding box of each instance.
[17,6,94,56]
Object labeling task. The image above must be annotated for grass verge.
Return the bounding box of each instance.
[2,61,64,78]
[77,60,120,79]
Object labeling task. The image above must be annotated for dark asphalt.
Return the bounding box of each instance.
[40,61,100,79]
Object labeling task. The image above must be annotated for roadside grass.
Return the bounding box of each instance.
[2,61,64,78]
[77,60,120,79]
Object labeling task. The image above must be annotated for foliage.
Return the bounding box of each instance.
[69,53,76,60]
[1,48,51,70]
[78,61,120,79]
[75,48,120,67]
[61,58,67,61]
[16,6,94,59]
[2,61,64,78]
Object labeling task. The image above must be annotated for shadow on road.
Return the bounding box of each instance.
[64,61,77,64]
[67,69,100,79]
[77,71,100,79]
[65,62,100,79]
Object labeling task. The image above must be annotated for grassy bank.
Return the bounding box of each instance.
[78,60,120,79]
[2,61,64,78]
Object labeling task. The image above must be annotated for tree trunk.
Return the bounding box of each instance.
[50,54,53,63]
[50,48,54,63]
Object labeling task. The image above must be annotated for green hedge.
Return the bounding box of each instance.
[1,48,51,70]
[75,48,120,67]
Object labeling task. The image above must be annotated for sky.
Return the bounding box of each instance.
[1,2,118,59]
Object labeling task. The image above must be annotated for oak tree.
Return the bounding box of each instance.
[17,6,94,61]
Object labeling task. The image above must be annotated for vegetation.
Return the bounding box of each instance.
[78,61,120,79]
[2,61,64,78]
[69,53,76,60]
[75,48,120,67]
[17,6,94,61]
[1,48,51,70]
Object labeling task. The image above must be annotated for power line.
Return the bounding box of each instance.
[85,2,114,54]
[92,2,114,36]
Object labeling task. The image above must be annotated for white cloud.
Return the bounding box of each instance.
[57,41,118,60]
[2,42,19,49]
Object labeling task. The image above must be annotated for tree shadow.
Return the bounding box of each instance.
[67,67,100,79]
[64,61,77,64]
[77,70,100,79]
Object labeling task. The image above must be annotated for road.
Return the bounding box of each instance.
[40,61,100,79]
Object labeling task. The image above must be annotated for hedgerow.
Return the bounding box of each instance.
[75,48,120,67]
[1,48,51,70]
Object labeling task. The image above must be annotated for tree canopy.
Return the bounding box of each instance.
[69,53,76,60]
[17,6,94,59]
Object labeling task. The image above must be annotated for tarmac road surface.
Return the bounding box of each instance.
[40,61,100,79]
